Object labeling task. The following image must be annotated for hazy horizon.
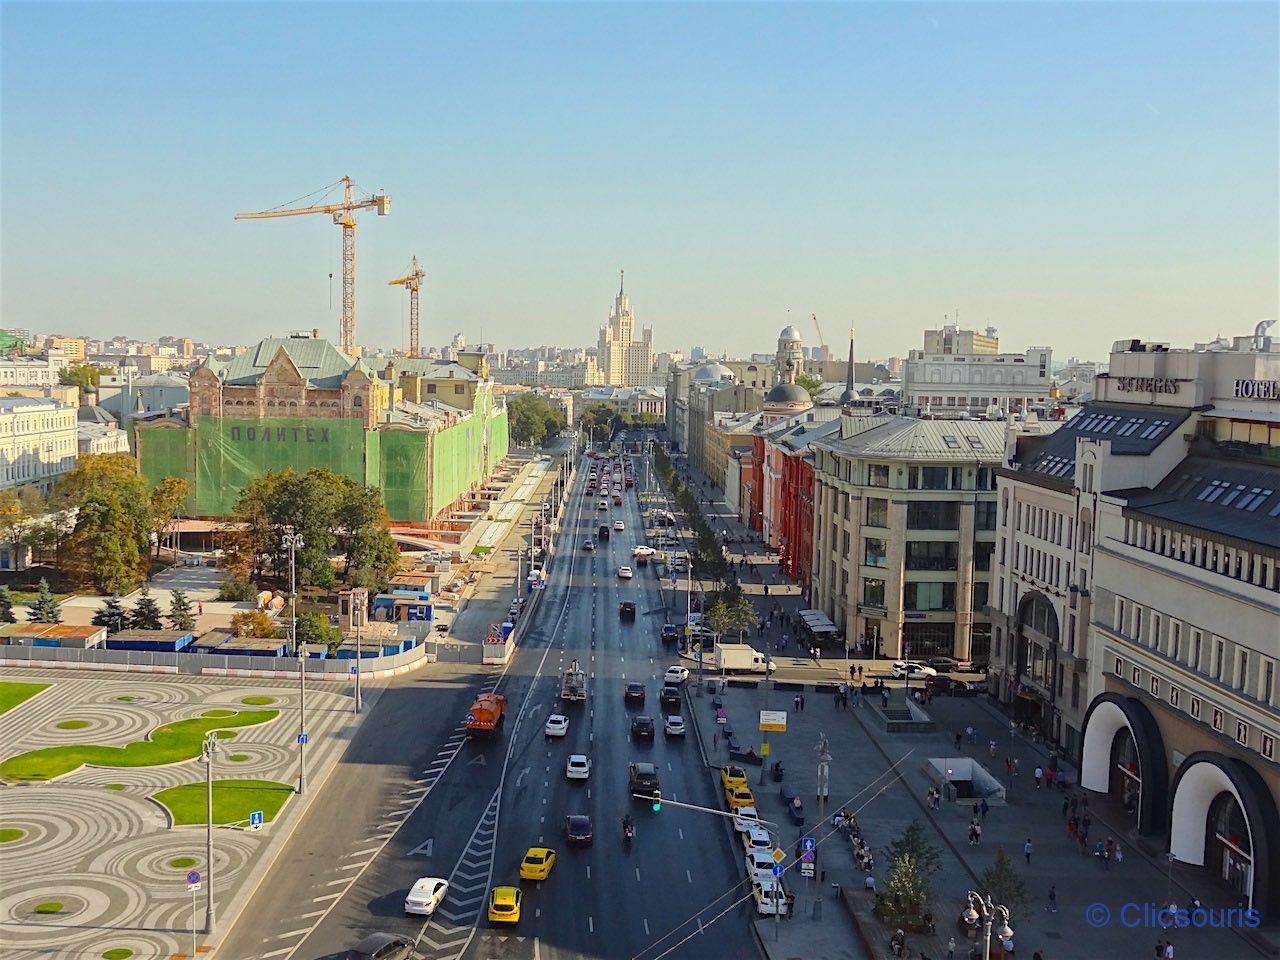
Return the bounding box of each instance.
[2,2,1276,362]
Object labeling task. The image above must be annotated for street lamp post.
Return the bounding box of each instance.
[201,732,220,934]
[1008,720,1016,799]
[963,891,1013,960]
[352,587,367,714]
[282,529,304,654]
[296,644,307,795]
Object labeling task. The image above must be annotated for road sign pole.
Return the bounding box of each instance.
[191,885,197,957]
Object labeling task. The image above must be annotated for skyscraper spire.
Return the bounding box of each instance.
[840,326,858,404]
[619,269,625,296]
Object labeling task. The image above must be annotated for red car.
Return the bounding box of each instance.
[624,682,646,704]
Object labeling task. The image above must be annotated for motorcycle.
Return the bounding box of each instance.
[623,820,635,843]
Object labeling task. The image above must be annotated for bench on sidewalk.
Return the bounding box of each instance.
[779,785,805,825]
[729,745,762,766]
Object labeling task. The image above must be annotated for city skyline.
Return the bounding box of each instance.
[2,2,1276,361]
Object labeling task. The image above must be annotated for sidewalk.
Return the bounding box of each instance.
[672,459,1278,960]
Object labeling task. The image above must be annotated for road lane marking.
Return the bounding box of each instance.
[345,846,380,857]
[687,869,693,883]
[276,928,311,939]
[325,878,350,886]
[635,867,641,882]
[697,919,705,935]
[297,910,325,919]
[312,892,342,902]
[586,865,591,880]
[678,829,684,841]
[261,949,293,958]
[589,916,594,933]
[643,919,650,936]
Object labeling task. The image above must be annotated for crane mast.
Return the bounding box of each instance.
[388,257,426,358]
[235,176,391,357]
[811,313,829,358]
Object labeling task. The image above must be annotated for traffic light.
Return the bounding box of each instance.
[651,790,662,812]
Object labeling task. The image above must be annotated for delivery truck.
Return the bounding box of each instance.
[714,643,776,674]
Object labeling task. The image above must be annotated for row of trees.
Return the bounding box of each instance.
[0,454,190,595]
[653,448,728,583]
[877,820,1028,929]
[92,587,197,632]
[221,467,401,593]
[507,393,566,446]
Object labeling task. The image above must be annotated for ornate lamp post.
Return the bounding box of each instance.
[963,891,1014,960]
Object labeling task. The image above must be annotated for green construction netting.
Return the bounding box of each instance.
[429,414,486,518]
[136,426,194,508]
[379,431,428,522]
[488,410,510,473]
[193,417,366,515]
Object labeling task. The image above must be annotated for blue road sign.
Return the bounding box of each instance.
[802,850,815,863]
[297,733,308,745]
[249,810,264,827]
[186,870,201,885]
[466,712,476,724]
[801,836,816,851]
[771,864,785,877]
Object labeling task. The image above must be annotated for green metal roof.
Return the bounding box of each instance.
[219,337,355,389]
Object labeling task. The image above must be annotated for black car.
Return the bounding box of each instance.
[631,715,656,739]
[926,656,960,674]
[598,525,611,541]
[661,623,679,643]
[659,686,681,711]
[345,932,417,960]
[564,814,594,845]
[619,601,637,620]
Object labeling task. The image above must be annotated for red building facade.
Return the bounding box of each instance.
[778,452,815,595]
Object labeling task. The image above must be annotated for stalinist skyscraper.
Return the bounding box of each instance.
[597,270,655,386]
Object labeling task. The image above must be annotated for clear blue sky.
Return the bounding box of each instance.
[2,2,1276,363]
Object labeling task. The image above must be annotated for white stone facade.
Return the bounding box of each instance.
[0,397,78,492]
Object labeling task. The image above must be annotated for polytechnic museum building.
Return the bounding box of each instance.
[991,328,1280,919]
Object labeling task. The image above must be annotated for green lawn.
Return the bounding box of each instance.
[240,696,275,706]
[0,681,49,715]
[0,710,279,782]
[56,719,90,730]
[0,827,25,842]
[102,950,134,960]
[151,779,293,826]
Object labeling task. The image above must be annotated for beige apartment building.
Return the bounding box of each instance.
[809,415,1057,661]
[0,397,78,494]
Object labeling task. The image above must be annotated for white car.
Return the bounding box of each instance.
[733,806,760,833]
[598,500,609,510]
[742,825,774,853]
[544,714,570,738]
[751,879,786,915]
[663,715,686,737]
[632,545,656,557]
[891,660,937,680]
[664,666,690,684]
[613,519,625,531]
[745,848,778,884]
[404,876,449,915]
[616,566,633,579]
[566,754,591,780]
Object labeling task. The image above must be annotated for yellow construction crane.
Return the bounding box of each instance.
[387,257,426,358]
[235,176,391,357]
[811,313,829,357]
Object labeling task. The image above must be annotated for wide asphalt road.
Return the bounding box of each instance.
[460,455,760,960]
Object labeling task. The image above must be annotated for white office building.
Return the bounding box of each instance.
[903,325,1054,419]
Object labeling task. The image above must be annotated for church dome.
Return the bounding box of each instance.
[779,325,802,342]
[692,362,734,382]
[766,382,810,405]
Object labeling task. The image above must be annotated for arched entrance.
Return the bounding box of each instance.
[1170,753,1280,917]
[1079,693,1168,836]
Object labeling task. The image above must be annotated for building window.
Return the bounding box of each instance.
[863,578,886,608]
[1263,734,1275,761]
[865,498,888,527]
[973,581,990,610]
[1170,621,1182,661]
[1192,630,1203,671]
[1212,708,1224,733]
[906,541,959,571]
[974,501,997,530]
[908,466,951,490]
[1237,650,1250,693]
[1133,607,1143,645]
[1169,686,1180,708]
[974,540,995,571]
[868,464,890,487]
[906,501,960,530]
[1236,720,1249,746]
[904,582,956,611]
[863,538,888,568]
[1213,639,1225,680]
[1263,660,1275,705]
[1116,598,1127,635]
[1190,695,1201,719]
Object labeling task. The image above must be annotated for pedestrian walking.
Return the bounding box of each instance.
[974,822,982,845]
[980,799,989,820]
[1165,941,1174,959]
[1115,842,1124,865]
[1034,765,1044,788]
[967,824,978,846]
[1062,796,1070,818]
[882,689,890,708]
[955,731,963,751]
[1047,885,1057,913]
[989,738,997,757]
[966,724,976,744]
[197,602,204,616]
[948,937,956,959]
[799,694,806,711]
[1083,813,1092,834]
[1024,838,1033,864]
[1067,815,1077,838]
[794,694,802,712]
[858,664,864,679]
[1045,766,1056,788]
[1154,940,1164,960]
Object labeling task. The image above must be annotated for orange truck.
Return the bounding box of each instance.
[465,693,507,739]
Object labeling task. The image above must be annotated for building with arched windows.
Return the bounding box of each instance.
[993,330,1280,919]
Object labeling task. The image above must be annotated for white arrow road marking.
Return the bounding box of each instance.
[514,766,531,788]
[408,837,434,856]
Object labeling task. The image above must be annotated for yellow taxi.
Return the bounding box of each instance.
[488,885,522,925]
[725,784,756,809]
[720,764,749,792]
[519,847,556,881]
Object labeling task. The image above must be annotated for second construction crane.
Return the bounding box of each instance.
[235,176,391,357]
[388,257,426,358]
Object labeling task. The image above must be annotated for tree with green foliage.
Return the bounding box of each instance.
[507,392,565,446]
[92,595,128,632]
[216,579,258,602]
[795,371,825,399]
[149,476,190,557]
[978,847,1028,918]
[57,363,112,389]
[336,484,401,586]
[128,586,165,630]
[230,609,279,639]
[167,589,196,631]
[73,491,144,594]
[880,820,944,926]
[0,486,45,571]
[706,582,757,639]
[26,578,61,624]
[0,584,16,624]
[295,611,342,649]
